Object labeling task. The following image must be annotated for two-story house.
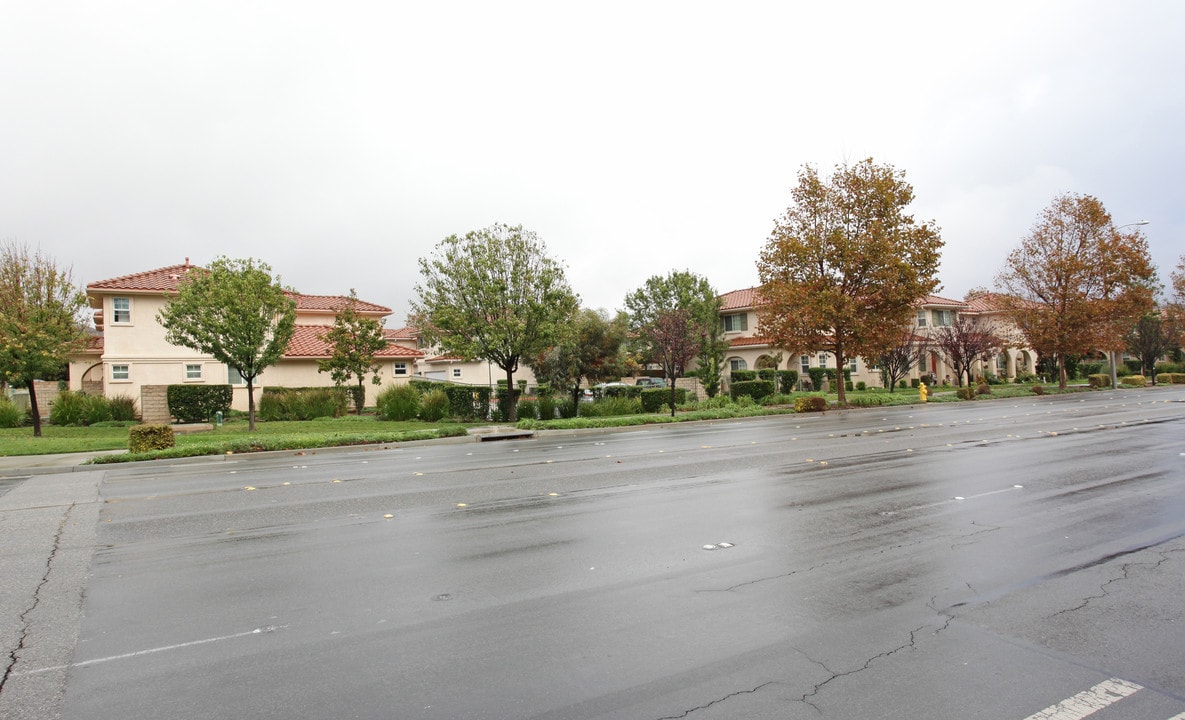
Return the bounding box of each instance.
[69,260,424,414]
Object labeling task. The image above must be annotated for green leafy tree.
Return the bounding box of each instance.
[532,308,628,405]
[158,257,296,430]
[318,290,387,414]
[757,158,943,404]
[0,242,88,436]
[410,223,579,422]
[624,270,723,399]
[995,193,1156,389]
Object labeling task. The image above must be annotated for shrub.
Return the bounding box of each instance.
[910,378,921,388]
[1087,374,1112,389]
[730,369,757,383]
[128,424,175,453]
[641,387,688,413]
[976,383,992,396]
[516,398,538,421]
[579,396,642,417]
[759,393,796,406]
[169,384,233,423]
[794,396,827,413]
[1120,375,1145,387]
[0,397,24,428]
[258,387,347,421]
[50,391,110,426]
[536,394,556,421]
[419,389,450,421]
[756,368,777,382]
[409,380,491,420]
[856,381,866,391]
[1031,385,1045,395]
[845,381,854,392]
[731,379,776,402]
[848,395,887,407]
[557,398,578,419]
[375,384,420,421]
[899,380,907,389]
[807,367,826,392]
[777,370,798,394]
[956,387,976,400]
[107,394,139,421]
[1164,373,1185,384]
[1079,362,1105,378]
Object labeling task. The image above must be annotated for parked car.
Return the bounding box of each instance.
[635,377,668,387]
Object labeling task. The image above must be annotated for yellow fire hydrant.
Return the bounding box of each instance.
[919,381,928,403]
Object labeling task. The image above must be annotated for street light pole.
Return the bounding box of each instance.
[1108,220,1150,389]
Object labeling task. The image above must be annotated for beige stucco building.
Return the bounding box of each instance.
[69,260,541,416]
[714,287,1037,389]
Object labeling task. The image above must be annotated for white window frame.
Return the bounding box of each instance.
[933,309,954,327]
[916,309,927,328]
[818,354,828,368]
[184,363,203,381]
[111,363,130,382]
[800,355,810,373]
[729,357,747,372]
[393,361,408,376]
[849,358,858,372]
[451,367,462,379]
[112,297,132,324]
[227,366,247,386]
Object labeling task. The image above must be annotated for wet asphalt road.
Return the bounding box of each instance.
[22,389,1185,718]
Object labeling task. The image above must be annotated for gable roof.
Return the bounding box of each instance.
[920,294,967,309]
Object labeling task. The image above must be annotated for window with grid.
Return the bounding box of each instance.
[185,364,203,380]
[113,297,131,323]
[111,364,130,381]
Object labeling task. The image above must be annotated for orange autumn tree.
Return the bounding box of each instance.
[995,193,1156,389]
[757,159,942,404]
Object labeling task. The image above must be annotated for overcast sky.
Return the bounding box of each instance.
[3,2,1183,325]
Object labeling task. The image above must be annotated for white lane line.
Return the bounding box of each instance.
[1023,678,1142,720]
[18,624,288,675]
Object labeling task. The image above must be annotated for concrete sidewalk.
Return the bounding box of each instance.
[0,450,125,476]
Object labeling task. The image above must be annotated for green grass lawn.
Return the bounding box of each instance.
[0,415,473,458]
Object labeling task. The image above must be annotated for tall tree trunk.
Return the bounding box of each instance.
[1057,357,1067,390]
[26,379,43,437]
[247,378,257,431]
[505,366,517,422]
[835,348,847,405]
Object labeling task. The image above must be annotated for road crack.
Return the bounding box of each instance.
[1052,547,1183,617]
[0,503,74,699]
[655,681,780,719]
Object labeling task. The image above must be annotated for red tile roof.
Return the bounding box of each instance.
[729,335,772,348]
[720,287,762,311]
[386,326,419,340]
[88,263,198,293]
[921,294,967,308]
[283,325,423,358]
[288,293,390,315]
[87,263,390,314]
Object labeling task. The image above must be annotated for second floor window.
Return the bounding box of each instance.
[916,309,927,328]
[393,362,408,376]
[932,309,954,326]
[111,364,129,381]
[721,313,748,332]
[113,297,131,324]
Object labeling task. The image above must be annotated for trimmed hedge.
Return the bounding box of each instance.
[794,396,827,413]
[1164,373,1185,384]
[731,379,776,402]
[956,387,976,400]
[1087,374,1112,389]
[640,387,688,413]
[168,384,233,423]
[730,370,757,382]
[777,370,799,394]
[807,367,826,391]
[1120,375,1146,387]
[128,424,175,453]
